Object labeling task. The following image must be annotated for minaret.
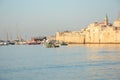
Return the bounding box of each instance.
[104,14,108,26]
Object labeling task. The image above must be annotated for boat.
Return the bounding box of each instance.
[61,41,68,46]
[0,40,9,46]
[45,42,60,48]
[8,41,15,45]
[45,40,60,48]
[0,40,4,46]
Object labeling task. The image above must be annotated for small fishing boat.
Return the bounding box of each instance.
[61,41,68,46]
[45,40,60,48]
[45,42,60,48]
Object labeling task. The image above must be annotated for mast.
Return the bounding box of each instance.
[6,32,9,41]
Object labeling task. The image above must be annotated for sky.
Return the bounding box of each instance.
[0,0,120,40]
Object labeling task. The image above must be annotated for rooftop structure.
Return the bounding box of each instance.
[113,18,120,27]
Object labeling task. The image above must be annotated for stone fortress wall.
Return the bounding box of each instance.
[56,16,120,44]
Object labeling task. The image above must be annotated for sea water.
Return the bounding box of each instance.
[0,44,120,80]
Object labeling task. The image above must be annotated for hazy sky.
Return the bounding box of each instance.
[0,0,120,40]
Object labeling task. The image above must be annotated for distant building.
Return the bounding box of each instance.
[113,18,120,27]
[47,36,56,40]
[56,15,120,44]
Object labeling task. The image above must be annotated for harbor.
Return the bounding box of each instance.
[0,36,68,48]
[1,16,120,47]
[0,0,120,80]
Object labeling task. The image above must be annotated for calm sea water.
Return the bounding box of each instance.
[0,44,120,80]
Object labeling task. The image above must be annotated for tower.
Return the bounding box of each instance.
[104,14,108,26]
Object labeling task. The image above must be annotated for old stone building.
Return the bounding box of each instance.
[56,16,120,44]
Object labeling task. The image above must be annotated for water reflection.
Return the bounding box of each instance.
[85,44,120,50]
[85,44,120,62]
[54,44,120,64]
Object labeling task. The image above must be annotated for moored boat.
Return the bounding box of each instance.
[45,40,60,48]
[61,41,68,46]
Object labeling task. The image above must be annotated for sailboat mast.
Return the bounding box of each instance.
[6,32,9,41]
